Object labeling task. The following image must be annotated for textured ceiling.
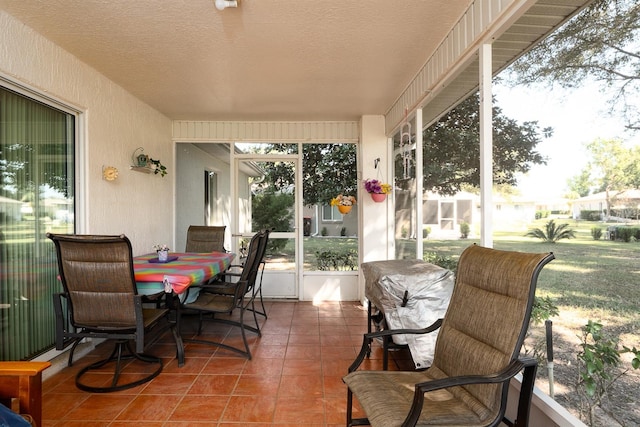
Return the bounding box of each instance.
[0,0,473,121]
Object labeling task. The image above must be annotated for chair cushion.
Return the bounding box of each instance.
[343,368,495,427]
[0,403,32,427]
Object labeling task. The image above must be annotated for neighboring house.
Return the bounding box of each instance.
[572,189,640,220]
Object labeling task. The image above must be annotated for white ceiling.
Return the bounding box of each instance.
[1,0,594,127]
[0,0,474,122]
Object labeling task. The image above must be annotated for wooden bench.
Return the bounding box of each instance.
[0,361,51,427]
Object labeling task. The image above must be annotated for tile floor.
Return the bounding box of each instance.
[41,301,413,426]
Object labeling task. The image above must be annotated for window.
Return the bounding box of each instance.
[0,85,75,361]
[321,205,343,222]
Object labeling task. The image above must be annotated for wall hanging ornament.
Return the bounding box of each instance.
[400,108,413,180]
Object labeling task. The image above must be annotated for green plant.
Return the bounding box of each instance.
[149,157,167,177]
[575,320,640,426]
[315,249,358,270]
[401,226,408,238]
[423,252,458,273]
[340,227,347,236]
[525,219,576,243]
[590,227,603,240]
[459,222,470,239]
[321,227,328,236]
[251,190,293,252]
[423,227,431,239]
[524,296,559,363]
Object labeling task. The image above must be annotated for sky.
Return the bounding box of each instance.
[493,81,640,200]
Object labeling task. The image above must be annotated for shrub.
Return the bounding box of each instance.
[580,210,602,221]
[340,227,347,236]
[459,222,470,239]
[423,227,431,239]
[535,210,551,219]
[525,219,576,243]
[321,227,328,236]
[315,249,357,270]
[591,227,603,240]
[423,252,458,273]
[610,226,640,242]
[575,321,640,426]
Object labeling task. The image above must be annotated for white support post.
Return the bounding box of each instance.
[479,43,493,248]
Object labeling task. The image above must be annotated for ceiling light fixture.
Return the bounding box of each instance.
[215,0,238,11]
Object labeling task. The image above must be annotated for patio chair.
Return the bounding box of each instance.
[180,229,268,359]
[343,244,554,427]
[48,233,183,393]
[185,225,227,253]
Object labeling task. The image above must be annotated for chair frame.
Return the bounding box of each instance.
[344,245,554,427]
[48,233,183,393]
[179,229,269,359]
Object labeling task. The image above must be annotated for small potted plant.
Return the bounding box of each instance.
[330,194,357,214]
[363,178,392,202]
[153,244,170,261]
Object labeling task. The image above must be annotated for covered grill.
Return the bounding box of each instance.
[362,259,454,368]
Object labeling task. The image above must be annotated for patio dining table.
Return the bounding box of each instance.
[133,251,235,367]
[133,251,235,300]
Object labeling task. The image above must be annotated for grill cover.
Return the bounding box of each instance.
[363,259,454,368]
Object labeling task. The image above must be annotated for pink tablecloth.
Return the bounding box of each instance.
[134,251,234,295]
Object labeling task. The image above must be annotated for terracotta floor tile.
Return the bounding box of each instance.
[282,358,323,376]
[279,374,323,397]
[62,394,132,420]
[140,373,197,394]
[241,357,284,376]
[235,374,281,395]
[285,344,322,360]
[201,356,248,374]
[169,394,229,421]
[273,396,324,423]
[116,394,179,421]
[188,373,239,395]
[222,394,276,422]
[42,392,88,420]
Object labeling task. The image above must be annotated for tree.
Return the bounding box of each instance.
[256,143,358,207]
[567,170,593,197]
[507,0,640,130]
[258,95,547,201]
[575,138,640,218]
[416,93,549,195]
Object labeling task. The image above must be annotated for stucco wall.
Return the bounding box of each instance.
[0,11,173,255]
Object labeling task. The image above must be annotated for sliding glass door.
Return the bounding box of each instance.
[0,86,75,360]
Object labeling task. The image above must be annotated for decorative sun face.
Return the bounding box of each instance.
[102,166,119,181]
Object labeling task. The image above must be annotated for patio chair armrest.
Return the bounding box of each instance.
[348,319,443,373]
[401,358,538,427]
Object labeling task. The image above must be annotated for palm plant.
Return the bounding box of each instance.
[525,219,576,243]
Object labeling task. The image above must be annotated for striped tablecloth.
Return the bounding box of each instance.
[134,251,235,296]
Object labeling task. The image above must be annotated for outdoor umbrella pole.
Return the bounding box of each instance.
[546,319,555,398]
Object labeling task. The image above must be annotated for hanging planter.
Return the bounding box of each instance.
[331,194,356,215]
[363,178,391,202]
[338,205,353,214]
[370,193,387,203]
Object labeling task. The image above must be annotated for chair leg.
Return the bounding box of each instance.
[75,340,162,393]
